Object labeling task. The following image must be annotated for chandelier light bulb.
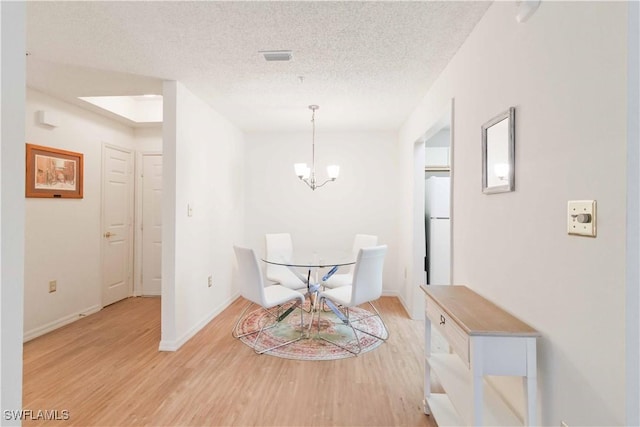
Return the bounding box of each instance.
[293,163,309,179]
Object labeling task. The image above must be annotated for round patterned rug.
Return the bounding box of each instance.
[236,302,386,360]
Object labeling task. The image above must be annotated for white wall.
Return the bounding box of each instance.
[1,2,25,422]
[243,131,400,292]
[134,126,162,152]
[160,81,244,351]
[23,88,137,340]
[399,2,627,425]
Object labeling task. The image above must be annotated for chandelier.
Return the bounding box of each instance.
[294,105,339,190]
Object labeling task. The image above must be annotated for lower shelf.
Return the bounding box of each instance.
[426,353,523,426]
[425,394,462,426]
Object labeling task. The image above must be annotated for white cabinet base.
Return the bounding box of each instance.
[421,285,540,426]
[426,354,522,426]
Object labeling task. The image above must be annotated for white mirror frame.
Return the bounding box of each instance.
[482,107,515,194]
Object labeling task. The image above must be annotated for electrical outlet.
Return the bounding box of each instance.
[208,275,213,287]
[49,280,57,293]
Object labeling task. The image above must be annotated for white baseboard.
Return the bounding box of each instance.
[141,292,161,297]
[158,292,240,352]
[396,294,416,319]
[381,289,400,297]
[23,304,102,342]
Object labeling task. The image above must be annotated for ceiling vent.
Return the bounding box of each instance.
[260,50,292,62]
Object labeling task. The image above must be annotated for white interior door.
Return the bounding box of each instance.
[141,154,162,296]
[102,144,134,306]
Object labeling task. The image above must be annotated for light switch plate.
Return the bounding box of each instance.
[567,200,596,237]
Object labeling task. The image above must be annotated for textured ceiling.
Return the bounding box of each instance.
[26,1,491,131]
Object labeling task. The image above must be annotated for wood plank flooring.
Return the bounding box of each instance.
[23,296,436,427]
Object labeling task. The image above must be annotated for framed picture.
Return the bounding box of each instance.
[26,143,83,198]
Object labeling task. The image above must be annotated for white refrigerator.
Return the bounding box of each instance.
[425,176,451,285]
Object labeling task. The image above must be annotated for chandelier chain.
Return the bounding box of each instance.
[311,106,315,181]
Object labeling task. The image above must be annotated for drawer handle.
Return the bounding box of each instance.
[440,314,445,326]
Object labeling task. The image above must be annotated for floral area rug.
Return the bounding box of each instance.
[236,301,385,360]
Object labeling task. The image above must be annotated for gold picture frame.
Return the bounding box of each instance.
[26,143,84,199]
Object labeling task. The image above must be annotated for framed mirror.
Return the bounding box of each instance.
[482,107,515,194]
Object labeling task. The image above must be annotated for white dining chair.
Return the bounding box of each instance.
[232,245,305,354]
[264,233,307,291]
[322,234,378,289]
[316,244,389,355]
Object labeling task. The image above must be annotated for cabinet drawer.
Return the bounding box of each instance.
[426,295,470,366]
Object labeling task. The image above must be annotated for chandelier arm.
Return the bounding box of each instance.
[298,177,315,190]
[314,178,337,189]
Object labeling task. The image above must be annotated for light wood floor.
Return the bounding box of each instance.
[23,296,436,427]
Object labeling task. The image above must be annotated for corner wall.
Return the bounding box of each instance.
[399,2,627,424]
[626,1,640,424]
[1,2,25,422]
[160,81,244,351]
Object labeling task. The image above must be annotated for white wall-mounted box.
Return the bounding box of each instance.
[37,110,59,127]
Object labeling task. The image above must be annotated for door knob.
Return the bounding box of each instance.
[104,231,115,238]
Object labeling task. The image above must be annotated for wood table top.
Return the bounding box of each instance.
[420,284,540,337]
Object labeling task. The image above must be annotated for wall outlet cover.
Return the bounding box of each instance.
[567,200,596,237]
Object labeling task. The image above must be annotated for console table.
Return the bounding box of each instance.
[420,285,540,426]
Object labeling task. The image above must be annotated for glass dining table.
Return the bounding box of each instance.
[261,254,355,335]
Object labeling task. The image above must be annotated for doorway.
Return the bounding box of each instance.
[409,99,454,319]
[424,129,451,286]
